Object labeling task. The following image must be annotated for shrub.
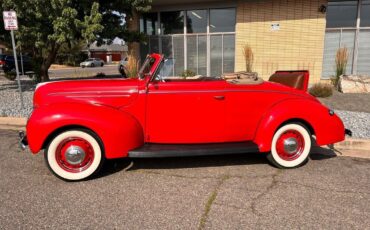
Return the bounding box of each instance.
[309,83,333,98]
[242,44,254,72]
[95,72,106,78]
[181,69,196,78]
[332,47,348,87]
[4,71,16,81]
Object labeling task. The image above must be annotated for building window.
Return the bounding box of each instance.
[326,1,358,28]
[141,8,236,77]
[186,10,207,33]
[140,13,159,35]
[160,11,184,35]
[357,30,370,75]
[322,0,370,78]
[209,8,236,33]
[322,30,355,78]
[360,0,370,27]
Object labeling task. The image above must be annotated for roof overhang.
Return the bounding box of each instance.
[151,0,237,11]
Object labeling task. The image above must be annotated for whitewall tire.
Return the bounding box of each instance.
[45,129,104,181]
[267,123,311,168]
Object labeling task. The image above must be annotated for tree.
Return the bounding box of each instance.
[0,0,103,82]
[0,0,151,82]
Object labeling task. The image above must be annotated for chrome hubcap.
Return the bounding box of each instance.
[283,137,298,154]
[65,146,86,165]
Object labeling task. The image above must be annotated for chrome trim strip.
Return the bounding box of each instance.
[48,90,138,96]
[146,89,308,97]
[65,95,131,98]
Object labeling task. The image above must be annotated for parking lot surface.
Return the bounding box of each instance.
[0,129,369,229]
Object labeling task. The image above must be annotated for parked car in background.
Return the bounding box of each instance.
[118,57,128,78]
[2,55,33,74]
[20,53,349,181]
[80,58,104,68]
[0,54,7,69]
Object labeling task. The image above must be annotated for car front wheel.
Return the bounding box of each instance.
[267,123,311,168]
[45,129,104,181]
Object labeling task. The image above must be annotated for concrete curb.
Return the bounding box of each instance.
[333,138,370,159]
[0,117,27,126]
[0,116,369,159]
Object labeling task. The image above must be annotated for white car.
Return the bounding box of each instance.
[80,58,104,68]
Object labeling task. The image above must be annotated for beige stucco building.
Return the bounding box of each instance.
[134,0,370,84]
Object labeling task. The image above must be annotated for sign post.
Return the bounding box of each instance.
[3,11,24,108]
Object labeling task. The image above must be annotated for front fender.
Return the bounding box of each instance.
[254,99,345,152]
[27,102,144,159]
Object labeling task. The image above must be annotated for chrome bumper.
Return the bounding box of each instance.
[19,131,28,150]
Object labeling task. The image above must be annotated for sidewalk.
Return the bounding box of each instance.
[1,116,369,159]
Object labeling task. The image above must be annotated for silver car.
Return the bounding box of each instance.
[80,58,104,68]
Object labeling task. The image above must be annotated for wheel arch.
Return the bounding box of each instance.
[253,98,327,152]
[27,102,144,158]
[41,125,105,153]
[278,118,315,136]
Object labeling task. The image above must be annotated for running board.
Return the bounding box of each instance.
[128,142,259,158]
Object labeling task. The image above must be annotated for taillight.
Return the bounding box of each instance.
[0,60,4,65]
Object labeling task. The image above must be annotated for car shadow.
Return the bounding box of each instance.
[309,142,338,160]
[96,153,268,179]
[96,147,339,179]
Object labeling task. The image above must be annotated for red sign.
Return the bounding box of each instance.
[3,11,18,30]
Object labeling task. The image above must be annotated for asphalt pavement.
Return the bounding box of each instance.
[0,129,369,229]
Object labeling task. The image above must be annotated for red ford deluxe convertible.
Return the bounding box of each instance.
[20,53,349,181]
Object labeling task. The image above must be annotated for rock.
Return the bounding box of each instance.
[338,75,370,93]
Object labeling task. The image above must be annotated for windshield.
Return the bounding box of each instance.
[154,59,175,80]
[139,56,156,79]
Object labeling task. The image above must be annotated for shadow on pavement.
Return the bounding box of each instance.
[97,153,268,179]
[310,145,337,161]
[97,146,339,179]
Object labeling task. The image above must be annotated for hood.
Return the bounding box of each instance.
[34,78,140,109]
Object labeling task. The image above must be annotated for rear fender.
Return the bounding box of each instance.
[27,102,144,159]
[254,99,345,152]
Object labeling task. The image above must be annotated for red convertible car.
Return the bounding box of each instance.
[20,53,349,181]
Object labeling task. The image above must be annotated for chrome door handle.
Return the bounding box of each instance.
[214,95,225,100]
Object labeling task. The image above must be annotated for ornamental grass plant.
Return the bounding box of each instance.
[332,47,349,87]
[242,44,254,73]
[125,52,140,78]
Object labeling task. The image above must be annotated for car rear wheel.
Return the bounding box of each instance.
[91,63,95,67]
[45,129,104,181]
[101,63,104,67]
[267,123,311,168]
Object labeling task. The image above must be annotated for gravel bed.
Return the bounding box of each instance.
[0,77,34,118]
[336,110,370,139]
[0,76,369,139]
